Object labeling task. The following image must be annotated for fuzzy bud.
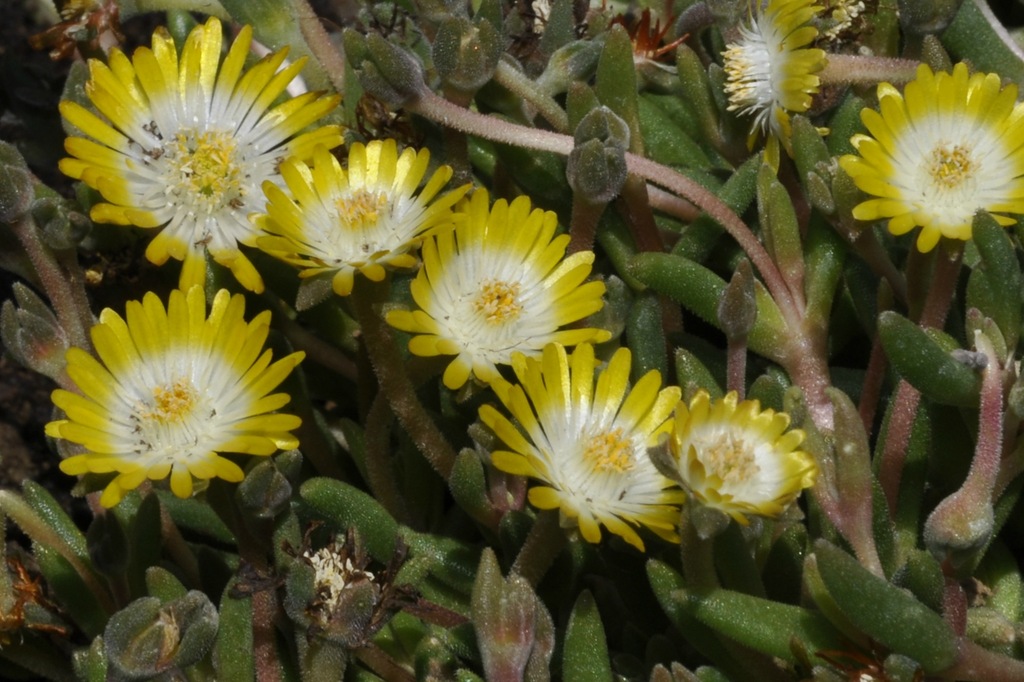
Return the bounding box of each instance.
[104,592,218,678]
[898,0,965,35]
[566,106,629,204]
[471,549,554,681]
[717,259,757,342]
[433,16,503,94]
[0,282,71,382]
[0,141,33,224]
[343,30,426,107]
[236,458,293,520]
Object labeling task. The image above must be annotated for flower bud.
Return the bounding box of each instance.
[717,259,757,342]
[343,30,426,107]
[236,458,293,520]
[536,40,603,96]
[0,282,71,382]
[0,141,33,224]
[966,606,1017,656]
[471,549,554,681]
[566,106,630,204]
[923,484,994,570]
[898,0,965,35]
[105,592,218,678]
[31,195,91,250]
[433,16,503,94]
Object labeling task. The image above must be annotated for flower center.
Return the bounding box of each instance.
[582,428,635,473]
[474,280,523,324]
[700,432,760,484]
[145,378,199,423]
[337,189,389,231]
[928,143,976,189]
[168,130,243,212]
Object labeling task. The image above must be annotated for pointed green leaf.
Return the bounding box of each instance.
[812,540,958,673]
[877,310,981,407]
[564,590,612,682]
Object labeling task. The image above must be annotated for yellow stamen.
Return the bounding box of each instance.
[146,378,199,423]
[169,130,242,210]
[337,188,388,230]
[701,432,760,484]
[929,143,975,189]
[474,280,523,324]
[582,428,635,473]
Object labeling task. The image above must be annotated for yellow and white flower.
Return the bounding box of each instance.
[47,287,305,507]
[59,16,343,292]
[722,0,826,158]
[656,391,817,524]
[840,63,1024,253]
[479,343,684,550]
[385,190,610,390]
[255,140,469,296]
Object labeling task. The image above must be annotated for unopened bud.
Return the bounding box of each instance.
[471,549,554,681]
[923,487,994,571]
[898,0,965,35]
[433,16,502,94]
[31,195,91,250]
[566,106,629,204]
[105,592,218,678]
[0,282,71,381]
[536,40,603,96]
[717,259,757,341]
[344,30,426,107]
[236,459,293,520]
[0,142,33,223]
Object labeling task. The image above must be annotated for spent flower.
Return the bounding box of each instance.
[47,287,305,507]
[386,190,610,390]
[840,63,1024,252]
[59,16,342,292]
[255,140,469,296]
[479,343,683,551]
[654,391,817,524]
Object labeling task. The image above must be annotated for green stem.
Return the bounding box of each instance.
[940,640,1024,681]
[10,216,91,352]
[364,391,411,524]
[264,294,357,382]
[511,509,567,587]
[878,379,922,516]
[568,194,607,254]
[159,503,201,589]
[291,0,346,94]
[493,60,570,132]
[678,507,718,591]
[351,279,457,480]
[407,90,802,327]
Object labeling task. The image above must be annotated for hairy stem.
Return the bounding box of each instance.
[494,60,569,132]
[511,510,567,587]
[351,280,457,480]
